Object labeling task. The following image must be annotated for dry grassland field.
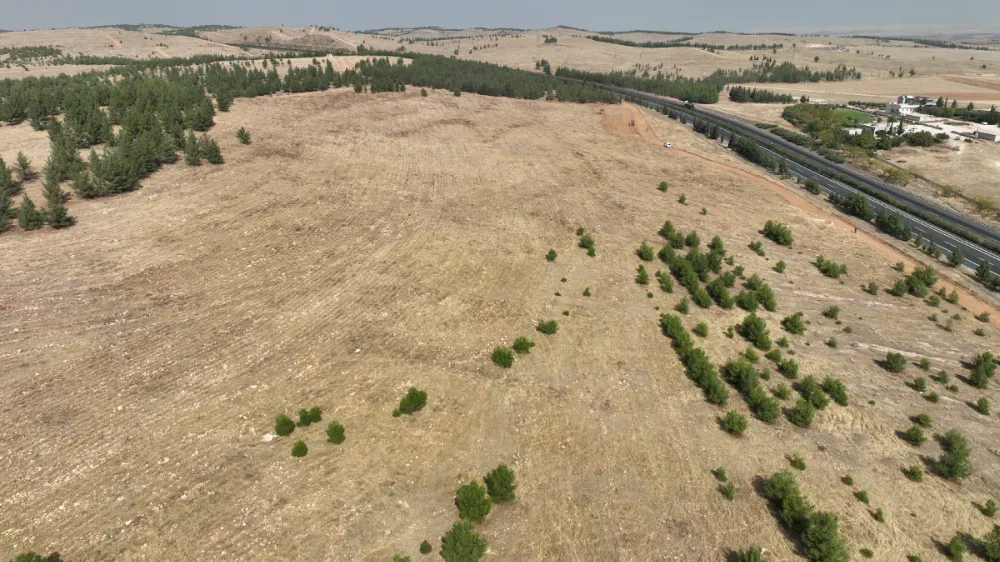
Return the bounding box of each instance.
[4,83,1000,561]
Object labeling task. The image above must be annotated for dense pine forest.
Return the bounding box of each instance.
[586,35,784,52]
[556,58,858,104]
[0,49,621,233]
[728,85,796,103]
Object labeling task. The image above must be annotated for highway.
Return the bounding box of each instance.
[592,83,1000,273]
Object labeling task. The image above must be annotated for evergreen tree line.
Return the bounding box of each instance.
[706,58,861,84]
[728,86,795,103]
[351,47,619,102]
[918,103,999,126]
[0,45,65,66]
[849,35,992,51]
[555,59,859,105]
[586,35,784,51]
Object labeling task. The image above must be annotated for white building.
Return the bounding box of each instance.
[886,95,936,116]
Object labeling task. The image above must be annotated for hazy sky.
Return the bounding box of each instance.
[4,0,999,33]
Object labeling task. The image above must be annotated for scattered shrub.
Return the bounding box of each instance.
[512,337,535,354]
[291,440,308,457]
[776,336,789,348]
[888,279,909,297]
[775,260,786,273]
[893,262,905,272]
[740,313,772,350]
[700,207,708,215]
[275,413,295,436]
[974,397,991,415]
[536,319,559,334]
[675,297,689,314]
[912,413,932,427]
[884,352,907,373]
[983,499,998,517]
[637,241,655,261]
[936,429,972,480]
[782,312,806,335]
[744,347,760,363]
[484,464,516,503]
[714,467,728,482]
[721,410,749,435]
[860,548,874,559]
[926,392,941,403]
[492,346,514,368]
[774,384,791,400]
[855,490,869,504]
[976,312,991,323]
[779,358,799,379]
[946,535,967,562]
[975,328,986,337]
[393,554,410,562]
[583,287,592,296]
[420,540,433,555]
[969,351,995,389]
[326,420,345,444]
[579,233,595,255]
[902,425,926,446]
[736,290,759,312]
[788,398,815,427]
[678,193,687,204]
[822,306,840,320]
[842,326,852,334]
[748,240,765,256]
[826,337,838,348]
[815,255,847,279]
[762,220,794,246]
[733,547,766,562]
[236,127,252,145]
[297,407,322,426]
[911,377,927,392]
[439,520,487,562]
[841,475,854,486]
[982,527,1000,561]
[865,282,879,295]
[685,231,700,247]
[395,387,428,416]
[720,482,737,500]
[658,180,668,192]
[903,465,923,482]
[636,265,650,285]
[789,454,806,470]
[545,249,557,262]
[693,322,709,337]
[918,357,931,371]
[455,482,492,522]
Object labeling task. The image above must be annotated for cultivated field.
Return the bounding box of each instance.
[2,87,1000,561]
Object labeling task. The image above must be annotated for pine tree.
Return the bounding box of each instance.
[14,152,34,182]
[17,195,44,230]
[0,158,15,194]
[46,202,75,228]
[236,127,252,145]
[41,174,67,207]
[198,136,224,164]
[215,89,234,112]
[949,247,964,267]
[0,190,12,232]
[184,131,201,166]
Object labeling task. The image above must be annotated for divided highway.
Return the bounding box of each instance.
[589,83,1000,273]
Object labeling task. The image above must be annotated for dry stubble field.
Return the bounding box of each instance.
[2,89,1000,561]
